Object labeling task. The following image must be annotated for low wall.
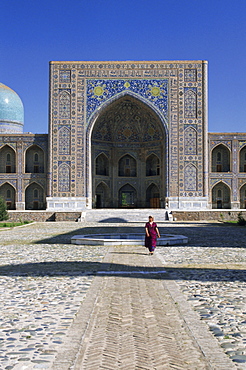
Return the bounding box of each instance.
[172,210,246,222]
[6,210,246,222]
[7,211,81,222]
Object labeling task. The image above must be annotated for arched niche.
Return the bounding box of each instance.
[0,145,16,173]
[25,145,45,173]
[239,146,246,172]
[118,154,137,177]
[90,95,166,208]
[96,153,109,176]
[212,182,231,209]
[95,182,110,208]
[239,183,246,208]
[146,154,160,176]
[146,183,160,208]
[0,182,16,209]
[25,182,45,210]
[118,184,137,208]
[211,144,230,172]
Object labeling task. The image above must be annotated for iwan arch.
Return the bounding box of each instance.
[90,93,167,208]
[47,60,209,210]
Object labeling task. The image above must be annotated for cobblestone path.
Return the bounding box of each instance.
[0,221,245,369]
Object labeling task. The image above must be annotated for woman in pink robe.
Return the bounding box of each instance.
[145,216,160,254]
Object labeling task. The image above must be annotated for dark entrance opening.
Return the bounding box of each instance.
[91,95,166,208]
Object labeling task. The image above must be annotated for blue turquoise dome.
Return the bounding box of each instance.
[0,83,24,133]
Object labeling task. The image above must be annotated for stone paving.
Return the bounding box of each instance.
[156,223,246,369]
[0,221,245,369]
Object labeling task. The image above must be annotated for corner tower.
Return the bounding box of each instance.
[47,61,208,210]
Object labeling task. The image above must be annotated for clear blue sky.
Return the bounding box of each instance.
[0,0,245,134]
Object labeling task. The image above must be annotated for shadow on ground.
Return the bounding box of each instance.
[0,259,245,282]
[98,217,128,223]
[35,223,246,248]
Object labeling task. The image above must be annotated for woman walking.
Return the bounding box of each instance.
[145,216,160,255]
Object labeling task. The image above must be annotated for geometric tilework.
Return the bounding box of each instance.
[184,164,197,191]
[184,69,197,82]
[210,140,232,150]
[59,70,71,83]
[86,79,168,121]
[184,127,197,155]
[58,163,70,192]
[58,126,71,155]
[59,90,71,119]
[184,88,197,118]
[239,141,246,149]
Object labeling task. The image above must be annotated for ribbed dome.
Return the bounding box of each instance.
[0,83,24,133]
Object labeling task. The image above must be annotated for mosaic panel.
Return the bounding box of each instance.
[184,127,197,155]
[238,178,246,186]
[184,88,197,118]
[184,164,197,191]
[59,70,71,83]
[222,178,232,188]
[210,178,232,188]
[0,179,17,188]
[239,141,246,149]
[58,163,70,192]
[58,126,71,155]
[210,140,232,150]
[184,69,197,82]
[86,79,168,121]
[59,90,71,119]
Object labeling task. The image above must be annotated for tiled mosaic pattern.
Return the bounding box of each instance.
[184,163,197,191]
[184,127,197,155]
[184,88,197,118]
[58,126,71,155]
[58,162,70,192]
[86,79,168,122]
[184,68,197,82]
[59,90,71,119]
[59,70,71,83]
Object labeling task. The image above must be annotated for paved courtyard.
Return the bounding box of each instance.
[0,221,245,369]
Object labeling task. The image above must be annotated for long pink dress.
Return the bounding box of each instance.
[145,222,158,252]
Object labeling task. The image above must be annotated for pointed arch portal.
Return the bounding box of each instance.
[90,95,167,208]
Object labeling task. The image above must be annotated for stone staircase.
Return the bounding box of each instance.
[80,208,171,223]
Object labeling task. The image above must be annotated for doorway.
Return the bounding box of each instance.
[91,95,166,208]
[119,184,136,208]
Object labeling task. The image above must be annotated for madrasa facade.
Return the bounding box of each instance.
[1,60,246,212]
